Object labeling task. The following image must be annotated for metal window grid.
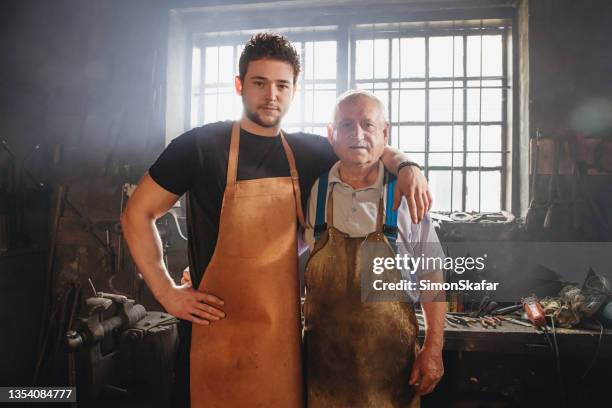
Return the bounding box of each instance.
[350,23,511,212]
[190,19,513,213]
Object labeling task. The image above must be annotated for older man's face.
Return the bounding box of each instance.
[328,96,389,167]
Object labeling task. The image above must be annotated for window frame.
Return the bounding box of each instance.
[170,1,522,214]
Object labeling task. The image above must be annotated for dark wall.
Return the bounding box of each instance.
[0,0,172,383]
[528,0,612,241]
[0,0,170,293]
[530,0,612,137]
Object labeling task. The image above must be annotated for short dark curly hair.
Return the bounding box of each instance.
[239,32,301,84]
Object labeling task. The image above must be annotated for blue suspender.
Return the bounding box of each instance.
[383,171,399,243]
[313,172,329,241]
[313,170,399,243]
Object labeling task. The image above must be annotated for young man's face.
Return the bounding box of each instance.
[235,58,296,128]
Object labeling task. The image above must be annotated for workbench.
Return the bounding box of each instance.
[418,319,612,357]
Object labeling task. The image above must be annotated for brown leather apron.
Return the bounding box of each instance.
[190,122,305,408]
[304,184,420,408]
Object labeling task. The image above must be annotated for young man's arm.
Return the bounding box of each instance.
[121,174,225,325]
[381,146,433,224]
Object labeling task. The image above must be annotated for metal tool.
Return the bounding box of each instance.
[492,304,523,315]
[504,317,533,327]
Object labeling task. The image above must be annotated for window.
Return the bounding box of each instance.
[189,20,512,213]
[352,23,510,213]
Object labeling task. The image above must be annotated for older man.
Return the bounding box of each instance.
[303,90,446,407]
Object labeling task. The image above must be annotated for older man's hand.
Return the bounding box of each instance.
[393,165,432,223]
[409,345,444,396]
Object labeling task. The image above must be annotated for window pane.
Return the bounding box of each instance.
[356,39,389,79]
[374,38,389,79]
[191,95,199,127]
[453,153,464,167]
[204,93,218,122]
[355,40,373,79]
[430,89,449,122]
[481,88,502,121]
[428,153,452,166]
[453,36,464,77]
[205,47,219,84]
[305,42,314,80]
[373,90,390,120]
[466,36,482,77]
[482,35,503,77]
[466,126,480,151]
[481,171,501,211]
[429,37,451,77]
[481,153,501,167]
[481,125,502,151]
[305,90,336,123]
[284,89,302,124]
[429,153,467,168]
[467,89,480,121]
[392,37,425,78]
[429,126,464,151]
[235,45,244,72]
[480,80,503,87]
[453,88,464,121]
[306,41,337,80]
[395,126,425,151]
[217,91,235,121]
[452,170,463,211]
[466,153,479,167]
[392,90,425,122]
[466,171,480,211]
[192,47,201,89]
[429,170,452,212]
[218,46,234,83]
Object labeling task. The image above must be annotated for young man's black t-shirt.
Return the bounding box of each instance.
[149,120,337,289]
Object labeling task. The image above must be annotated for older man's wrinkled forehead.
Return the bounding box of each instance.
[333,92,387,125]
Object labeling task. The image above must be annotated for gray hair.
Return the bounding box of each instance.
[332,89,388,124]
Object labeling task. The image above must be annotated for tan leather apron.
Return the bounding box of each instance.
[304,184,420,408]
[190,122,304,408]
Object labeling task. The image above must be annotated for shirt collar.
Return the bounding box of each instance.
[328,160,385,192]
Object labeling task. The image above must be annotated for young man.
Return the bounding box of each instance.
[303,90,446,407]
[122,33,432,407]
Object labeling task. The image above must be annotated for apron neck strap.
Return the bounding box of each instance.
[226,121,305,228]
[326,186,335,227]
[280,134,306,228]
[226,121,241,189]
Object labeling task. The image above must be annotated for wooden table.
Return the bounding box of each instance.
[417,317,612,357]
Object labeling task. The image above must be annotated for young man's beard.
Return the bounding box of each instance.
[243,99,282,128]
